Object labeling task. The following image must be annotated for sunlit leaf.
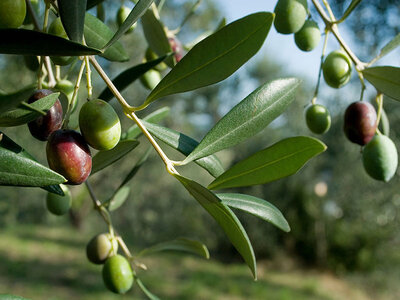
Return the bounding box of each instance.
[142,120,224,177]
[106,186,130,211]
[208,136,326,189]
[174,174,257,279]
[0,29,100,56]
[363,66,400,101]
[141,12,274,108]
[217,193,290,232]
[58,0,87,43]
[183,78,301,164]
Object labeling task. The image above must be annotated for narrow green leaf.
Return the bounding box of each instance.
[91,140,139,174]
[370,33,400,65]
[137,238,210,259]
[338,0,362,22]
[208,136,326,190]
[136,279,160,300]
[363,66,400,101]
[0,295,31,300]
[141,12,274,108]
[142,120,224,177]
[122,107,170,140]
[0,93,59,127]
[98,56,170,101]
[86,0,104,10]
[174,174,257,279]
[217,193,290,232]
[0,29,100,56]
[58,0,87,43]
[0,84,36,113]
[141,8,173,67]
[84,13,129,62]
[104,0,154,49]
[0,132,66,187]
[106,186,130,211]
[118,147,151,189]
[380,108,390,136]
[183,78,301,164]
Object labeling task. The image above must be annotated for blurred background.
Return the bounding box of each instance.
[0,0,399,299]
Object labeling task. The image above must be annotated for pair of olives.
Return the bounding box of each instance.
[86,233,134,294]
[274,0,321,52]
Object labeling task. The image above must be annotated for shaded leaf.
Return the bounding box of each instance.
[142,120,224,177]
[0,93,59,127]
[98,56,170,101]
[137,238,210,259]
[106,186,130,211]
[86,0,104,10]
[91,140,139,174]
[217,193,290,232]
[184,78,301,163]
[84,13,129,62]
[0,84,36,113]
[370,33,400,65]
[0,132,66,187]
[141,12,274,108]
[104,0,154,49]
[363,66,400,101]
[0,29,100,56]
[208,136,326,190]
[117,147,152,189]
[122,107,170,140]
[174,174,256,278]
[58,0,87,43]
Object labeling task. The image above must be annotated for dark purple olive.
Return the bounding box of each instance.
[28,89,63,141]
[46,129,92,185]
[344,101,377,145]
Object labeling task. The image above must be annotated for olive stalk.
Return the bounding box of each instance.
[375,93,383,135]
[312,29,330,105]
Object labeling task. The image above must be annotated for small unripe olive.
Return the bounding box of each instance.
[362,135,398,182]
[322,50,352,88]
[24,55,40,72]
[0,0,26,29]
[145,48,167,71]
[79,99,121,151]
[305,104,331,134]
[274,0,308,34]
[86,233,118,265]
[28,89,63,141]
[116,5,136,34]
[294,20,321,52]
[48,17,75,66]
[344,101,377,145]
[46,184,71,216]
[140,69,161,90]
[102,255,134,294]
[46,129,92,185]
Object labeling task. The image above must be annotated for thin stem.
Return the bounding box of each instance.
[375,93,383,135]
[85,181,113,228]
[174,0,202,33]
[84,56,93,99]
[312,30,330,104]
[117,236,133,258]
[322,0,336,21]
[25,0,41,29]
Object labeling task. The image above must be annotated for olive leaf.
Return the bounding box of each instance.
[369,33,400,65]
[86,0,104,10]
[0,84,36,113]
[363,66,400,101]
[58,0,87,43]
[135,279,160,300]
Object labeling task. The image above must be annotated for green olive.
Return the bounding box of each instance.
[86,233,118,265]
[46,184,72,216]
[145,48,167,71]
[305,104,331,134]
[0,0,26,29]
[140,69,161,90]
[48,17,75,66]
[102,255,134,294]
[322,50,352,88]
[274,0,308,34]
[54,79,74,100]
[362,135,398,182]
[116,5,136,34]
[79,99,121,150]
[294,20,321,52]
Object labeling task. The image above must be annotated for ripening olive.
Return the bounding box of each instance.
[344,101,377,145]
[305,104,331,134]
[86,233,118,265]
[322,50,352,88]
[145,48,167,71]
[116,5,136,33]
[28,89,63,141]
[102,255,134,294]
[79,99,121,151]
[168,36,184,63]
[140,69,161,90]
[362,135,398,182]
[46,129,92,185]
[274,0,308,34]
[294,20,321,52]
[48,17,75,66]
[46,184,71,216]
[0,0,26,29]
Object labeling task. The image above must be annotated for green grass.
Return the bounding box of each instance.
[0,225,381,300]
